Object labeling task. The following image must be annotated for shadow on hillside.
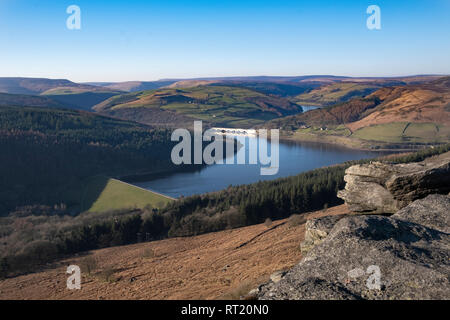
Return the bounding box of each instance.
[49,92,119,111]
[78,175,110,213]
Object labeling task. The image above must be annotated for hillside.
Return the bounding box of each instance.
[347,76,450,132]
[155,76,441,100]
[0,78,83,95]
[0,77,118,96]
[220,81,320,97]
[94,85,303,128]
[167,80,320,97]
[0,105,189,215]
[0,205,348,300]
[0,93,64,108]
[160,75,441,86]
[259,152,450,300]
[41,88,123,111]
[291,76,445,106]
[0,78,124,111]
[85,81,177,92]
[293,82,384,106]
[0,144,447,298]
[265,77,450,149]
[1,76,441,114]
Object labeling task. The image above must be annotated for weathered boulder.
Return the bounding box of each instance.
[393,194,450,233]
[338,151,450,214]
[258,195,450,300]
[300,215,347,254]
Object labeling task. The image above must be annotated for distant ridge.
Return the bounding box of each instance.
[0,75,445,113]
[0,77,119,95]
[84,80,177,92]
[0,78,123,111]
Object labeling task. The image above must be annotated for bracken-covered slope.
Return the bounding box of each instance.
[259,196,450,300]
[94,85,303,128]
[0,205,348,300]
[291,76,444,107]
[293,82,385,106]
[347,76,450,131]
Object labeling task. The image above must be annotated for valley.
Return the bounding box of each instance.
[0,75,449,301]
[265,76,450,149]
[2,0,449,303]
[0,105,193,215]
[93,85,303,128]
[2,75,447,139]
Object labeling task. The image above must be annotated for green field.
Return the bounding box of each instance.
[295,124,352,137]
[81,176,174,213]
[282,121,450,150]
[352,122,450,143]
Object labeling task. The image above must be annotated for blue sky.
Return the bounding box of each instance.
[0,0,449,82]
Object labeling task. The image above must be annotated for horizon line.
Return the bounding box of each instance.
[0,73,448,84]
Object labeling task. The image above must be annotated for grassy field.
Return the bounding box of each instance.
[352,122,408,143]
[295,124,352,137]
[81,176,174,213]
[284,130,366,149]
[280,121,450,150]
[352,122,450,144]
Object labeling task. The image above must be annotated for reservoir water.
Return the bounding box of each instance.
[132,136,384,198]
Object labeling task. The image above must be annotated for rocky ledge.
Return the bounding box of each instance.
[257,194,450,300]
[337,151,450,214]
[300,214,347,255]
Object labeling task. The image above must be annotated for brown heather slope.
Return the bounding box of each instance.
[263,76,450,148]
[347,77,450,132]
[269,76,450,130]
[0,206,348,300]
[261,96,381,130]
[293,82,383,106]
